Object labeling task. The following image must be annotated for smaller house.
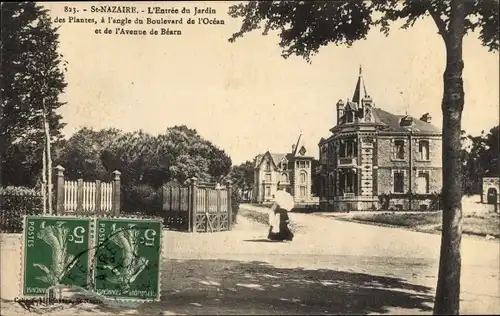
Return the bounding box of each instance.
[253,135,314,203]
[482,177,500,204]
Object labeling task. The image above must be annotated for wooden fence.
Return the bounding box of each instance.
[0,166,121,232]
[162,178,232,232]
[54,165,121,216]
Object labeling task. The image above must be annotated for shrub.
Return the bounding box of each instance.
[0,186,43,233]
[121,184,162,216]
[231,189,242,225]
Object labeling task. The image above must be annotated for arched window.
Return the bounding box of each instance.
[281,173,288,182]
[300,171,307,184]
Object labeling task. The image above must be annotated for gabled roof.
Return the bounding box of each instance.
[255,134,313,169]
[254,152,288,169]
[372,108,441,134]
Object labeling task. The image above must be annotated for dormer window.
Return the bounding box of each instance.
[400,116,414,127]
[265,161,271,171]
[345,111,354,123]
[281,159,288,170]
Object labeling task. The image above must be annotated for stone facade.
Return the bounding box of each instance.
[253,135,314,203]
[482,177,499,204]
[318,67,443,211]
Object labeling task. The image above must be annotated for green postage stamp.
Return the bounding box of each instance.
[93,218,163,301]
[22,216,92,296]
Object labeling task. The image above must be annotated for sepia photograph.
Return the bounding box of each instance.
[1,1,499,315]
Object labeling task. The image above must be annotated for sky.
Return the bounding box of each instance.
[40,1,499,165]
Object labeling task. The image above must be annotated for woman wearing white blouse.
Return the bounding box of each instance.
[267,182,295,241]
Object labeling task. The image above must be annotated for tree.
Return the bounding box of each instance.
[230,160,255,193]
[480,126,499,176]
[98,125,232,187]
[228,1,498,314]
[310,159,321,197]
[56,127,123,181]
[1,2,67,213]
[207,146,232,183]
[461,126,500,196]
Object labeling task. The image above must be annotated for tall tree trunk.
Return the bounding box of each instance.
[434,0,465,314]
[41,99,53,214]
[42,143,47,214]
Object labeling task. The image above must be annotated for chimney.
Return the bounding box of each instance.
[336,99,345,125]
[420,113,432,123]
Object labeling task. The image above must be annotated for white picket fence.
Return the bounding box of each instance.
[63,180,114,213]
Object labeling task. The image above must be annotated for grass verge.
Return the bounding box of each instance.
[238,208,268,225]
[350,211,500,238]
[238,207,302,233]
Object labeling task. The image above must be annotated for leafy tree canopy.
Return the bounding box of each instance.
[230,160,255,190]
[1,2,67,153]
[229,0,498,61]
[56,125,232,187]
[461,126,499,194]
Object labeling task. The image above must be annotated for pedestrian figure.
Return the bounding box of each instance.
[267,182,294,242]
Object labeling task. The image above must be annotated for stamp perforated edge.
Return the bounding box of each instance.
[19,213,94,300]
[90,214,164,303]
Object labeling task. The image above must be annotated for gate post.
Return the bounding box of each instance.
[112,170,121,216]
[55,165,65,215]
[190,177,198,233]
[226,180,233,230]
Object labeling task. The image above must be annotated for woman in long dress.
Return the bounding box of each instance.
[267,182,294,241]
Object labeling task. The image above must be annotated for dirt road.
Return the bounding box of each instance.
[1,206,498,315]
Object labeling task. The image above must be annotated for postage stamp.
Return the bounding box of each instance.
[22,215,92,297]
[93,218,163,301]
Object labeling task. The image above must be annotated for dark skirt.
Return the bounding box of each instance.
[267,209,294,241]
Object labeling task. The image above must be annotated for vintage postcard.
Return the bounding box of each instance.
[1,1,499,315]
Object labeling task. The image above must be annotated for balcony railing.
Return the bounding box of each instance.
[338,157,357,166]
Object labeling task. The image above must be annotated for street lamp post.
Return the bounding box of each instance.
[408,128,413,211]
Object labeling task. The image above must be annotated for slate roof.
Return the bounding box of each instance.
[326,66,441,137]
[372,108,441,134]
